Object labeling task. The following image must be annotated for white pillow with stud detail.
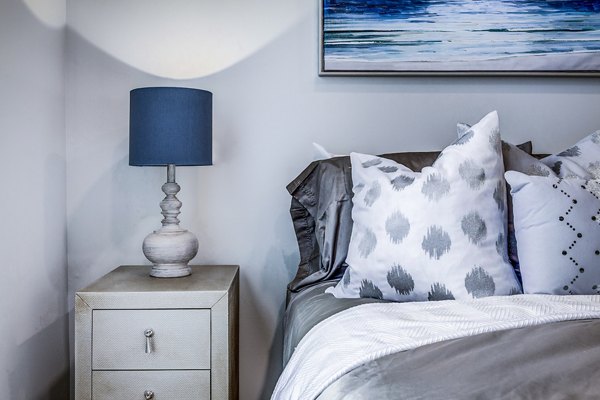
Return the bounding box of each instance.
[326,111,521,301]
[505,171,600,295]
[497,129,600,294]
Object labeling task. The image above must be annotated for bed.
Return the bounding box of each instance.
[272,113,600,400]
[282,284,600,399]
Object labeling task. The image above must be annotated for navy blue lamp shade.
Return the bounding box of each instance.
[129,87,212,166]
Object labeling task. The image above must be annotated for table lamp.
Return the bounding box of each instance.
[129,87,212,278]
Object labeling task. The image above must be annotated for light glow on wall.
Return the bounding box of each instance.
[22,0,66,28]
[68,0,309,79]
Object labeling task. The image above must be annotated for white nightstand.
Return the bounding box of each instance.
[75,265,239,400]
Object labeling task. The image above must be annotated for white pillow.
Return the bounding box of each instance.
[505,171,600,295]
[312,142,336,159]
[327,111,521,301]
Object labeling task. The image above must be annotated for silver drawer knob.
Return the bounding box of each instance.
[144,329,154,354]
[144,390,154,399]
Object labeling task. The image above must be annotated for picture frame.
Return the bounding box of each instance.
[319,0,600,76]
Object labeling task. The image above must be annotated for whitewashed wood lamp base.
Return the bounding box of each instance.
[144,164,198,278]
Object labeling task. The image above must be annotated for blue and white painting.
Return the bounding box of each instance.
[322,0,600,74]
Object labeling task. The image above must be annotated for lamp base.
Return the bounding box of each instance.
[142,164,198,278]
[150,264,192,278]
[143,228,199,278]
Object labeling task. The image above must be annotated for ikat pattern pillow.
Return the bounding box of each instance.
[505,172,600,295]
[327,111,521,302]
[541,131,600,180]
[458,128,548,281]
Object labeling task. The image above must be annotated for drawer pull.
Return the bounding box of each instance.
[144,390,154,399]
[144,329,154,354]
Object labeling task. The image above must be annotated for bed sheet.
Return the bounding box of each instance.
[283,282,385,366]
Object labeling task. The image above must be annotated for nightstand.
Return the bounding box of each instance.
[75,265,239,400]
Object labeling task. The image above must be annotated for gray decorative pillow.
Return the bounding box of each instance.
[542,131,600,179]
[505,172,600,294]
[327,111,521,301]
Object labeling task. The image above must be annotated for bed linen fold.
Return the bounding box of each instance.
[317,318,600,400]
[272,294,600,400]
[283,282,385,366]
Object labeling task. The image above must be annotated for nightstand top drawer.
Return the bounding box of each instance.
[93,370,210,400]
[93,309,210,370]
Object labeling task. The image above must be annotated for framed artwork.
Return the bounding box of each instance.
[320,0,600,76]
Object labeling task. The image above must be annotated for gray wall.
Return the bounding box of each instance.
[0,0,68,398]
[65,1,600,399]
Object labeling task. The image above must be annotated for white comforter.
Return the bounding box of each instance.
[272,294,600,400]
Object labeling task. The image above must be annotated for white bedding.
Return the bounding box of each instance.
[272,294,600,400]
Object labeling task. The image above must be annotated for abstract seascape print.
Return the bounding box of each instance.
[321,0,600,74]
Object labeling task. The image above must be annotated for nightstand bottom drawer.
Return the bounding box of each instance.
[92,370,210,400]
